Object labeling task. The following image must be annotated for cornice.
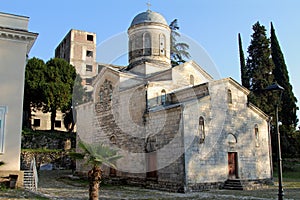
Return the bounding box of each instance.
[0,27,38,54]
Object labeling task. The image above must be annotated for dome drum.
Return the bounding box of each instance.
[128,11,171,68]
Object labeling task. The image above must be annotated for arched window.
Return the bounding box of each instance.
[190,75,194,85]
[227,89,232,104]
[159,34,166,56]
[129,37,133,58]
[254,124,259,147]
[161,89,166,105]
[143,32,151,56]
[108,84,113,101]
[199,116,205,143]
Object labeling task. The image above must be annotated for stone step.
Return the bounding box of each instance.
[223,179,244,190]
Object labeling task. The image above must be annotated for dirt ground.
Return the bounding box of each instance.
[1,170,299,200]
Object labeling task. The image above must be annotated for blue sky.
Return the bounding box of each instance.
[1,0,299,123]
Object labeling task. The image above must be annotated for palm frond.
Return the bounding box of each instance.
[75,140,122,168]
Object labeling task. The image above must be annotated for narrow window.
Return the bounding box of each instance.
[199,116,205,143]
[255,124,259,147]
[159,34,166,56]
[86,65,93,72]
[110,167,117,177]
[108,84,113,101]
[86,50,93,57]
[143,32,151,56]
[190,75,194,85]
[161,89,166,105]
[156,92,159,105]
[55,120,61,128]
[87,34,94,41]
[33,119,41,127]
[0,106,7,153]
[227,89,232,104]
[129,35,136,58]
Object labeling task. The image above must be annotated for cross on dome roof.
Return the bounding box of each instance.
[146,1,151,11]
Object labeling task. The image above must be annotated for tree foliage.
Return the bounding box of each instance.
[24,57,81,131]
[270,22,299,127]
[242,21,299,156]
[270,22,299,156]
[23,57,47,128]
[169,19,191,67]
[63,75,87,132]
[245,22,275,114]
[43,58,77,130]
[238,33,249,89]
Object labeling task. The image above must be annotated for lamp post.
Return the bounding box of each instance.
[265,83,284,200]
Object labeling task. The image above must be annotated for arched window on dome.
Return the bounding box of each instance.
[129,35,137,59]
[161,89,166,105]
[143,32,151,56]
[199,116,205,143]
[159,34,166,56]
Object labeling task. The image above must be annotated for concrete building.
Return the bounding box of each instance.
[31,29,98,131]
[76,9,272,192]
[0,12,37,187]
[55,29,97,92]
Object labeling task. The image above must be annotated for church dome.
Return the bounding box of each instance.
[130,10,168,27]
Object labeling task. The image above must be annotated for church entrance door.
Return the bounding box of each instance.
[228,152,238,179]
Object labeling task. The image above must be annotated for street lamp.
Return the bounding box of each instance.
[265,82,284,200]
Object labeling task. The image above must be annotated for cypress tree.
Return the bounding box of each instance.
[246,22,275,114]
[238,33,249,88]
[270,22,299,127]
[271,22,299,156]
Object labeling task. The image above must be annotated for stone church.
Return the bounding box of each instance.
[76,9,272,192]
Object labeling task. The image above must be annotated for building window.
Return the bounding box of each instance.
[161,89,166,105]
[190,75,194,85]
[85,78,93,85]
[87,34,94,41]
[199,116,205,143]
[143,32,151,56]
[86,50,93,57]
[86,65,93,72]
[0,106,7,153]
[110,167,117,177]
[159,34,166,56]
[254,124,259,147]
[129,36,136,59]
[33,119,41,127]
[227,89,232,104]
[55,120,61,128]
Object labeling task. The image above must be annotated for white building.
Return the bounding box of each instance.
[0,12,37,187]
[76,9,272,192]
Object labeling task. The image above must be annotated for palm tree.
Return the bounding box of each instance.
[71,140,122,200]
[169,19,191,67]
